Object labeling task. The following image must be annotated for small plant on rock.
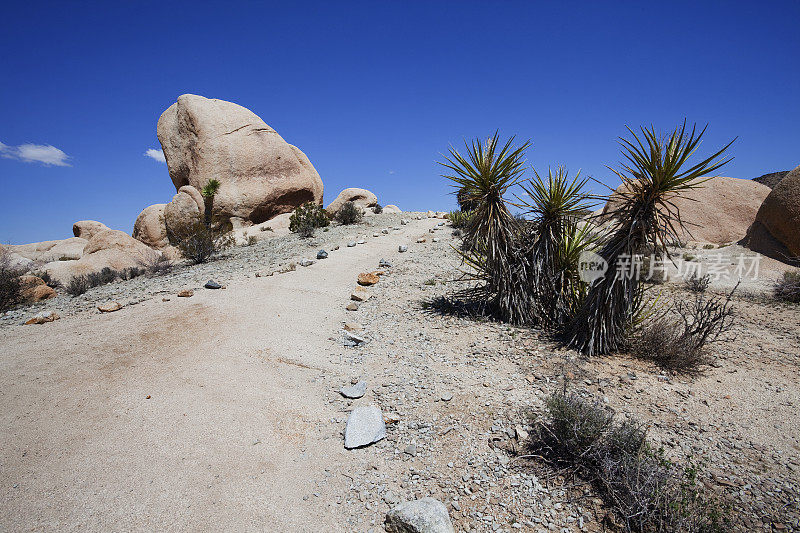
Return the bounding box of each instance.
[290,202,330,237]
[372,204,383,214]
[335,201,363,225]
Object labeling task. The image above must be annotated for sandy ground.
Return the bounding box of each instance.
[2,215,799,532]
[0,217,440,532]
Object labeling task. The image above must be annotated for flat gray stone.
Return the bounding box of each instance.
[347,241,357,247]
[298,258,315,267]
[340,381,367,399]
[398,245,408,253]
[344,405,386,449]
[385,498,454,533]
[204,280,222,289]
[316,249,328,259]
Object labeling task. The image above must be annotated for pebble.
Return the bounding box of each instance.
[347,241,357,247]
[340,381,367,399]
[204,280,222,289]
[317,250,328,259]
[398,245,408,253]
[298,259,315,267]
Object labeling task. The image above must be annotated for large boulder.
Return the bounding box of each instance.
[8,237,87,263]
[753,170,790,189]
[326,188,378,216]
[164,187,203,242]
[133,203,169,249]
[750,165,800,257]
[157,94,323,224]
[72,220,110,240]
[603,177,770,245]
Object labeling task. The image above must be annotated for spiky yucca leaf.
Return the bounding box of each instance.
[568,122,734,355]
[439,133,531,323]
[514,167,594,328]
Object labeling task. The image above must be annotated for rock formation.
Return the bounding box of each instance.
[603,176,770,245]
[748,165,800,258]
[326,188,378,215]
[156,94,323,225]
[72,220,110,240]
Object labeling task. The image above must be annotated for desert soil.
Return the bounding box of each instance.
[1,213,798,532]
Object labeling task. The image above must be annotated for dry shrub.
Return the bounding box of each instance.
[630,287,736,373]
[685,273,710,293]
[774,270,800,303]
[170,218,232,263]
[0,248,23,312]
[290,202,330,237]
[530,393,728,532]
[66,275,90,296]
[335,201,363,225]
[138,251,173,276]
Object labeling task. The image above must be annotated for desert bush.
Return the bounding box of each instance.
[630,286,736,373]
[335,201,363,225]
[138,252,173,276]
[531,393,728,532]
[200,179,221,226]
[290,202,330,237]
[246,234,258,246]
[685,273,710,293]
[66,275,90,296]
[372,204,383,214]
[0,249,23,312]
[448,210,472,229]
[171,217,232,263]
[774,270,800,303]
[119,267,145,281]
[567,122,735,356]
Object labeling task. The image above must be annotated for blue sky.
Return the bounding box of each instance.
[1,1,798,244]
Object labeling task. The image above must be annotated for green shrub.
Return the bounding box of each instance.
[335,201,363,225]
[171,217,233,263]
[372,204,383,214]
[0,250,23,312]
[531,393,728,532]
[774,270,800,303]
[289,202,330,237]
[448,210,472,229]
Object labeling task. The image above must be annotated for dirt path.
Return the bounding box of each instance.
[0,218,439,532]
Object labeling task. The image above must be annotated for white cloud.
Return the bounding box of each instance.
[0,141,71,166]
[144,148,166,163]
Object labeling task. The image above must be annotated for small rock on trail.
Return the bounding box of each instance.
[344,405,386,449]
[204,280,222,289]
[339,381,367,399]
[385,497,454,533]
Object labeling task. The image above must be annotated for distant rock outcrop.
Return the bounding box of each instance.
[72,220,110,240]
[156,94,323,225]
[45,230,154,284]
[748,165,800,259]
[8,237,87,263]
[326,188,378,215]
[603,176,770,245]
[753,170,790,189]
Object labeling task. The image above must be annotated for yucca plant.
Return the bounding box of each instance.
[567,122,735,355]
[201,179,221,227]
[515,167,595,329]
[440,132,531,323]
